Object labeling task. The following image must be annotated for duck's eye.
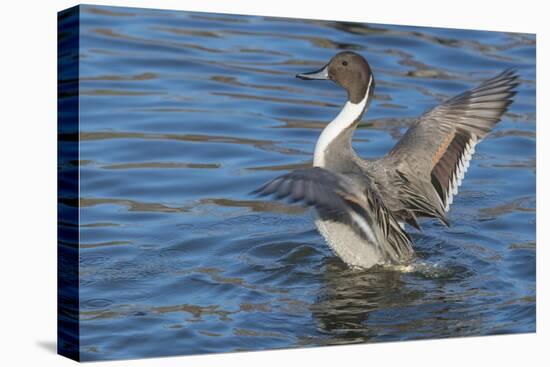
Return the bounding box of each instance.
[342,61,348,66]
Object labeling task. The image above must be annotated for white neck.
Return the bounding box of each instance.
[313,78,372,167]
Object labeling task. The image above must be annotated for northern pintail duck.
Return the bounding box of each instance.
[253,51,518,269]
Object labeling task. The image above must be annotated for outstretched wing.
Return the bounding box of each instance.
[252,167,414,262]
[387,70,519,219]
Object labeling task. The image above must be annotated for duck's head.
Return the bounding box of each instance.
[296,51,375,104]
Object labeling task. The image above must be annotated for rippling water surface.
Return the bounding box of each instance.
[72,5,535,361]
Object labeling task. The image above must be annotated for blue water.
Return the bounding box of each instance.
[74,5,535,361]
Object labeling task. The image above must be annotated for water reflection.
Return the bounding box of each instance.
[312,260,408,344]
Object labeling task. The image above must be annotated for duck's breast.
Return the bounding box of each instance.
[315,216,386,269]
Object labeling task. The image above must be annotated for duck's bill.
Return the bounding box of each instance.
[296,65,329,80]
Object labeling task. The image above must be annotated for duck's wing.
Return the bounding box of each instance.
[252,167,414,263]
[386,70,519,220]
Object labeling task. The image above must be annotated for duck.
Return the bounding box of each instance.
[253,51,518,269]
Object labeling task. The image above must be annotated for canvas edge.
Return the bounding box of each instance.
[57,4,81,362]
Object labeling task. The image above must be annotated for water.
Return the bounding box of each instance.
[71,5,535,361]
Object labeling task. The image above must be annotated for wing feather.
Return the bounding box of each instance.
[386,70,519,220]
[253,167,414,262]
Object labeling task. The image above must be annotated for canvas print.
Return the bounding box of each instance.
[58,4,536,362]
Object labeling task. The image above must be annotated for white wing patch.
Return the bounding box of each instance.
[349,210,379,245]
[445,136,478,211]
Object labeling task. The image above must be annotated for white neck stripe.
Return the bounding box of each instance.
[313,76,373,167]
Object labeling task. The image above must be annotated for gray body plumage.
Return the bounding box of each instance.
[254,52,518,269]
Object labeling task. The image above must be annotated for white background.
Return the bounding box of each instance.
[0,0,546,366]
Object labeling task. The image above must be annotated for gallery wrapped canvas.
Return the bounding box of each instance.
[58,4,535,362]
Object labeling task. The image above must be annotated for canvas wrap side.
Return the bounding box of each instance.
[57,5,80,362]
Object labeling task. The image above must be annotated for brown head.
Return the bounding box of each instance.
[297,51,375,104]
